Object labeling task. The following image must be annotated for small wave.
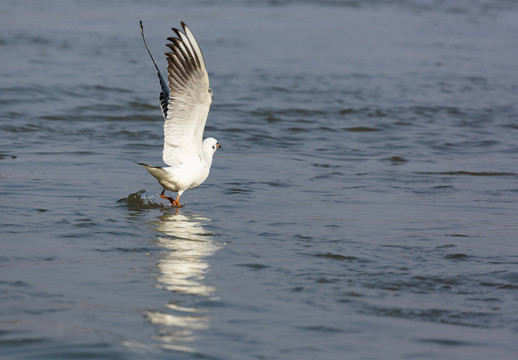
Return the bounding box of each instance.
[0,153,17,160]
[420,171,517,177]
[251,108,327,118]
[384,156,407,164]
[444,253,470,260]
[344,126,380,132]
[0,124,39,133]
[314,253,360,261]
[339,108,389,118]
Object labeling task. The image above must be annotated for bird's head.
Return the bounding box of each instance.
[203,137,221,156]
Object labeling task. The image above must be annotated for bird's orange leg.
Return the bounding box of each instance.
[160,190,183,207]
[160,189,169,201]
[172,194,183,207]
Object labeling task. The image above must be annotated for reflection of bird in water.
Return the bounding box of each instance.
[145,212,221,353]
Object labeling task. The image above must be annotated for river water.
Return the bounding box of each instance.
[1,0,518,359]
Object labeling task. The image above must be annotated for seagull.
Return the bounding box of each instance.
[138,21,220,207]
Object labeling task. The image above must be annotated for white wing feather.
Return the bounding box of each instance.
[162,22,212,166]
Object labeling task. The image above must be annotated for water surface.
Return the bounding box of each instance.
[1,0,518,359]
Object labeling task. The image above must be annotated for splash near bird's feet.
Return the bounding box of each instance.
[160,190,184,208]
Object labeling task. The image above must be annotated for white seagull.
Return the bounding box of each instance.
[138,21,220,207]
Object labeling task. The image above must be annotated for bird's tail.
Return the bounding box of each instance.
[137,162,169,183]
[137,162,161,169]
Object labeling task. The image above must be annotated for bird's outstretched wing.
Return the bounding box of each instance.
[162,22,212,166]
[139,21,169,120]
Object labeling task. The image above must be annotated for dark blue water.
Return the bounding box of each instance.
[1,0,518,359]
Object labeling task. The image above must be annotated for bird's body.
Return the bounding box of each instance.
[138,21,219,207]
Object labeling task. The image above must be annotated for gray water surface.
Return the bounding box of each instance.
[1,1,518,359]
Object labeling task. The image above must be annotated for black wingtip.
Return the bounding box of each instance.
[172,27,183,39]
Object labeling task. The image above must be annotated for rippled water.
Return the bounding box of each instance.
[1,0,518,359]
